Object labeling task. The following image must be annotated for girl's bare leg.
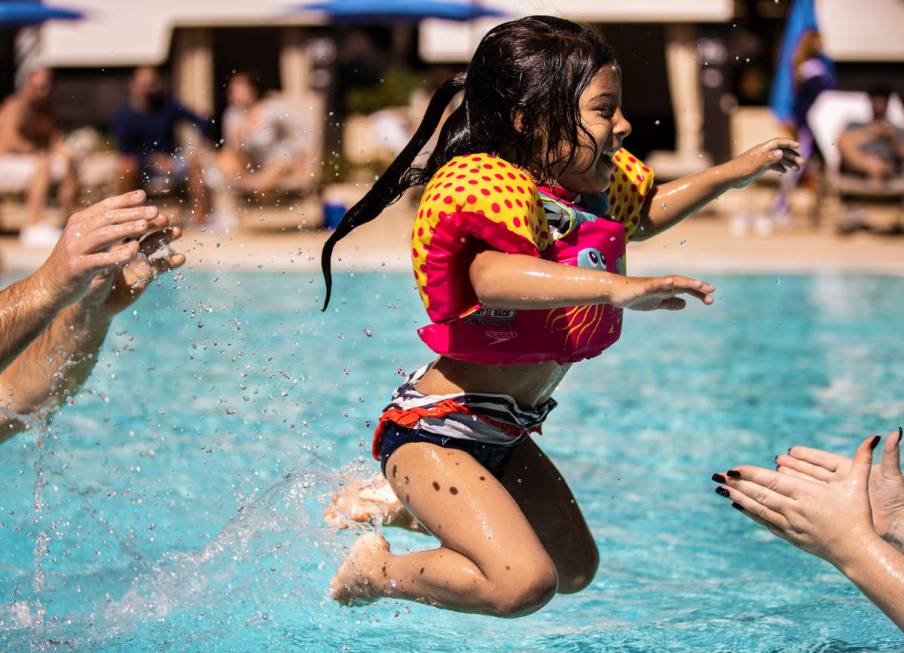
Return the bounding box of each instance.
[328,437,598,592]
[500,436,599,593]
[324,473,425,532]
[330,443,558,616]
[57,157,79,223]
[25,154,51,227]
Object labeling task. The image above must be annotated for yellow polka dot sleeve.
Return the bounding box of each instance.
[605,148,654,241]
[411,153,550,321]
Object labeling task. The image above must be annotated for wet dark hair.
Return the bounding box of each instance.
[321,15,618,309]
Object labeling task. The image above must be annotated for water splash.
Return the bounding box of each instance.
[2,468,351,650]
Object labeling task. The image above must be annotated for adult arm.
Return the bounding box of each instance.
[0,191,160,371]
[174,101,214,141]
[717,435,904,631]
[837,534,904,631]
[469,250,714,312]
[0,196,183,442]
[633,138,804,240]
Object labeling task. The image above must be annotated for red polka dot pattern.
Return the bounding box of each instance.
[604,147,654,240]
[411,153,550,308]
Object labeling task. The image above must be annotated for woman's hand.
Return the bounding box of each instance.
[724,138,805,189]
[609,275,715,311]
[713,435,881,568]
[777,428,904,552]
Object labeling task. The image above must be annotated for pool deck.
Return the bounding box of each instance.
[1,197,902,277]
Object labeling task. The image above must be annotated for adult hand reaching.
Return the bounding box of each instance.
[714,435,879,566]
[777,428,904,551]
[715,435,904,632]
[36,190,169,309]
[0,190,186,441]
[81,225,186,316]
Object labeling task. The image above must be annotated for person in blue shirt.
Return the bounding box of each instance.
[112,66,212,224]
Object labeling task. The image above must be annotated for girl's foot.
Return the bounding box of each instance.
[324,474,421,531]
[330,532,391,605]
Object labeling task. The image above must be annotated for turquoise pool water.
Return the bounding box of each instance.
[1,270,903,652]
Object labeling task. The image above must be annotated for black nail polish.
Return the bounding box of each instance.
[898,426,902,441]
[715,487,730,497]
[871,435,881,450]
[712,473,726,483]
[731,502,743,511]
[727,470,741,479]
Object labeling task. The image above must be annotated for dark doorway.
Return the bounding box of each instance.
[212,27,283,141]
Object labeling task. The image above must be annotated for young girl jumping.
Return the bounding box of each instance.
[321,16,802,616]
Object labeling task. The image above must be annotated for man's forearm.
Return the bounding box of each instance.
[0,269,65,371]
[0,301,111,442]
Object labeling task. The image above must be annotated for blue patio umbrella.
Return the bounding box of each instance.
[0,1,84,25]
[292,0,505,23]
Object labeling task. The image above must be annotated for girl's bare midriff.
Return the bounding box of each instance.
[415,356,571,409]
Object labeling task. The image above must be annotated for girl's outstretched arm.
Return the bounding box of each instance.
[469,250,714,311]
[632,138,804,241]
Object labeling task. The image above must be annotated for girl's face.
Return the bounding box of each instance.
[556,65,631,194]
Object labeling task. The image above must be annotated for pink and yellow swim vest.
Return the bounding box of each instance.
[411,150,654,365]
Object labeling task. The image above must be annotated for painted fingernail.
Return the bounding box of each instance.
[731,502,744,511]
[715,487,730,497]
[897,426,902,441]
[871,436,881,450]
[727,470,741,479]
[711,473,726,483]
[134,220,146,229]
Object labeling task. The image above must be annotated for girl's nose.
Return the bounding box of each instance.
[615,113,632,139]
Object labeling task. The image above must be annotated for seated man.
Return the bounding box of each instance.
[218,71,311,194]
[0,189,184,441]
[112,66,212,225]
[0,67,79,247]
[837,84,904,185]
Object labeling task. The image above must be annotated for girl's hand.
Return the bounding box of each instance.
[609,275,715,311]
[714,436,881,568]
[726,138,805,189]
[777,429,904,552]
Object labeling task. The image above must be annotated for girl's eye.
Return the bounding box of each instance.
[598,107,615,118]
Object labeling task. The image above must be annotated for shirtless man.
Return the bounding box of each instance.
[0,67,78,247]
[837,84,904,185]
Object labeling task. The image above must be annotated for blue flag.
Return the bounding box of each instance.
[769,0,829,123]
